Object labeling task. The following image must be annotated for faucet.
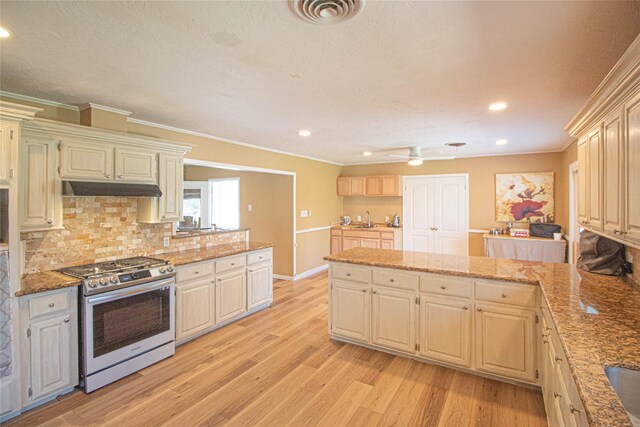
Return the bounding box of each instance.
[365,211,371,227]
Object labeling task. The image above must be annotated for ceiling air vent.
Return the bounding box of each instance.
[290,0,366,24]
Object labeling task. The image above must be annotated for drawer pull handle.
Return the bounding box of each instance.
[231,263,235,266]
[463,305,469,310]
[569,405,580,414]
[543,339,549,344]
[554,392,561,398]
[440,285,447,290]
[501,293,508,298]
[259,256,263,259]
[63,318,70,323]
[477,307,483,312]
[389,279,395,283]
[361,289,367,293]
[346,273,351,277]
[48,302,55,308]
[555,356,562,363]
[195,271,199,274]
[372,290,378,294]
[105,173,111,178]
[47,219,53,225]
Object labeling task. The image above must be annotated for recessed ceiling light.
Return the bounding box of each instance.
[408,158,423,166]
[0,26,12,38]
[489,102,507,111]
[496,139,508,145]
[298,130,311,137]
[363,151,372,156]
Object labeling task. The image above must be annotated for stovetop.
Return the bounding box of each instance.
[59,256,175,296]
[60,256,167,279]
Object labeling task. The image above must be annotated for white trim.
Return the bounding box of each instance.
[344,149,566,166]
[128,117,343,166]
[568,161,579,263]
[0,91,80,111]
[273,274,294,281]
[469,229,490,234]
[296,226,331,234]
[0,100,43,120]
[293,264,328,281]
[79,102,131,116]
[560,138,576,152]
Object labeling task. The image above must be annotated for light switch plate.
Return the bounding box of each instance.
[300,210,309,218]
[163,237,170,247]
[248,204,253,212]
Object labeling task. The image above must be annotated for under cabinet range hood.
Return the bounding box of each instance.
[62,181,163,197]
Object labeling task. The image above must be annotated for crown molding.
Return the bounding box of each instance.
[0,91,80,111]
[0,100,43,120]
[565,33,640,137]
[79,102,132,116]
[127,117,344,166]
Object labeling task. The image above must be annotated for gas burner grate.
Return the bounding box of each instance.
[59,257,167,279]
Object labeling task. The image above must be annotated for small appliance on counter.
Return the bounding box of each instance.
[529,223,562,239]
[392,213,401,227]
[341,215,352,226]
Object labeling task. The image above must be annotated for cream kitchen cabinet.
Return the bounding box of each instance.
[138,152,183,223]
[371,286,415,353]
[623,90,640,242]
[603,111,624,235]
[19,134,62,231]
[0,121,18,186]
[330,279,370,343]
[114,147,157,183]
[247,263,273,310]
[20,287,79,406]
[419,296,471,368]
[215,269,247,324]
[475,302,536,383]
[577,137,588,226]
[586,126,604,231]
[175,272,216,343]
[59,139,114,181]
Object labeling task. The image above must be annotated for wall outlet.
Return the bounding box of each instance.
[300,210,309,218]
[248,204,253,212]
[163,237,170,247]
[385,216,390,222]
[357,215,362,222]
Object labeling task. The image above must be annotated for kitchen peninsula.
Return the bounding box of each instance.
[324,247,640,427]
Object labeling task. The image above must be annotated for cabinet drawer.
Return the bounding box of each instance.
[28,290,71,319]
[475,281,537,308]
[331,264,370,283]
[372,269,418,290]
[177,261,214,282]
[216,255,246,273]
[380,231,395,240]
[343,230,379,239]
[420,275,472,298]
[331,229,342,236]
[247,249,272,265]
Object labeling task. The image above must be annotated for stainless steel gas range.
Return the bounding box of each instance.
[60,257,176,393]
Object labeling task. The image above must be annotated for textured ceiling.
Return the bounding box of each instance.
[1,1,639,164]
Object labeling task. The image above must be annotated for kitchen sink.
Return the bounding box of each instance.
[353,225,376,228]
[604,366,640,426]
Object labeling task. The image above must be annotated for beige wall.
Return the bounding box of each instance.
[185,166,294,277]
[558,141,578,229]
[296,229,331,275]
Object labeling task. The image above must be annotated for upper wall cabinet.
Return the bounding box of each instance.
[566,36,640,247]
[59,139,115,181]
[337,175,401,197]
[114,147,157,183]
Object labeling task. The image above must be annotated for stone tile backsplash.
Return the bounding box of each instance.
[22,197,246,274]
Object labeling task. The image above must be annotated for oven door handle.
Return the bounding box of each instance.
[86,278,175,304]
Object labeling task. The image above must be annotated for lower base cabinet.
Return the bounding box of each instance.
[216,269,247,324]
[475,303,536,383]
[419,296,471,367]
[247,263,273,310]
[330,280,370,342]
[371,286,415,353]
[176,279,215,342]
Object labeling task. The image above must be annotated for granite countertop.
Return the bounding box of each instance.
[17,241,274,297]
[324,247,640,427]
[331,223,402,230]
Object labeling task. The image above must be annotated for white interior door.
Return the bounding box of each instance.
[404,175,468,255]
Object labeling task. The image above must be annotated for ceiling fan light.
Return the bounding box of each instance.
[408,158,423,166]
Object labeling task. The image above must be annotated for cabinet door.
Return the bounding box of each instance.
[330,236,342,254]
[342,237,361,250]
[371,287,415,353]
[20,136,61,230]
[350,177,365,196]
[587,126,603,230]
[158,153,183,222]
[59,139,114,181]
[247,264,272,310]
[577,137,588,225]
[380,239,394,250]
[29,314,72,401]
[624,90,640,242]
[603,113,624,235]
[475,303,536,382]
[114,148,157,183]
[176,279,215,342]
[216,270,247,324]
[360,238,380,249]
[365,176,382,195]
[381,176,400,196]
[419,296,471,367]
[337,177,350,196]
[330,280,370,342]
[0,122,15,185]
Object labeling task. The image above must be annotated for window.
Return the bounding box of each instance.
[210,178,240,230]
[178,182,210,230]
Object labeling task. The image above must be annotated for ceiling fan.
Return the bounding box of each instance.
[370,143,466,166]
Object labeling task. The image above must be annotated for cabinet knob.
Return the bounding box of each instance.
[63,318,70,323]
[569,405,580,414]
[477,307,483,312]
[501,293,508,298]
[554,392,561,398]
[543,339,549,344]
[440,285,447,290]
[463,305,469,310]
[48,302,55,307]
[613,229,620,234]
[372,290,378,294]
[105,173,111,178]
[389,279,395,283]
[346,273,351,277]
[231,263,235,266]
[47,219,53,225]
[117,174,123,179]
[361,289,367,293]
[555,356,562,363]
[9,169,13,179]
[195,271,199,274]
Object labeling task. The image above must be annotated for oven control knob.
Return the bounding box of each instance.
[99,278,108,286]
[87,280,97,288]
[167,265,174,272]
[110,276,118,284]
[159,267,166,274]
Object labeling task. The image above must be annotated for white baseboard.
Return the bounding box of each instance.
[273,274,293,281]
[294,264,328,281]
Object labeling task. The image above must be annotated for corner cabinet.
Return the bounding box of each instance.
[19,287,79,406]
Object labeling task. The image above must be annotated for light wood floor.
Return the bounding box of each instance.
[6,272,547,427]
